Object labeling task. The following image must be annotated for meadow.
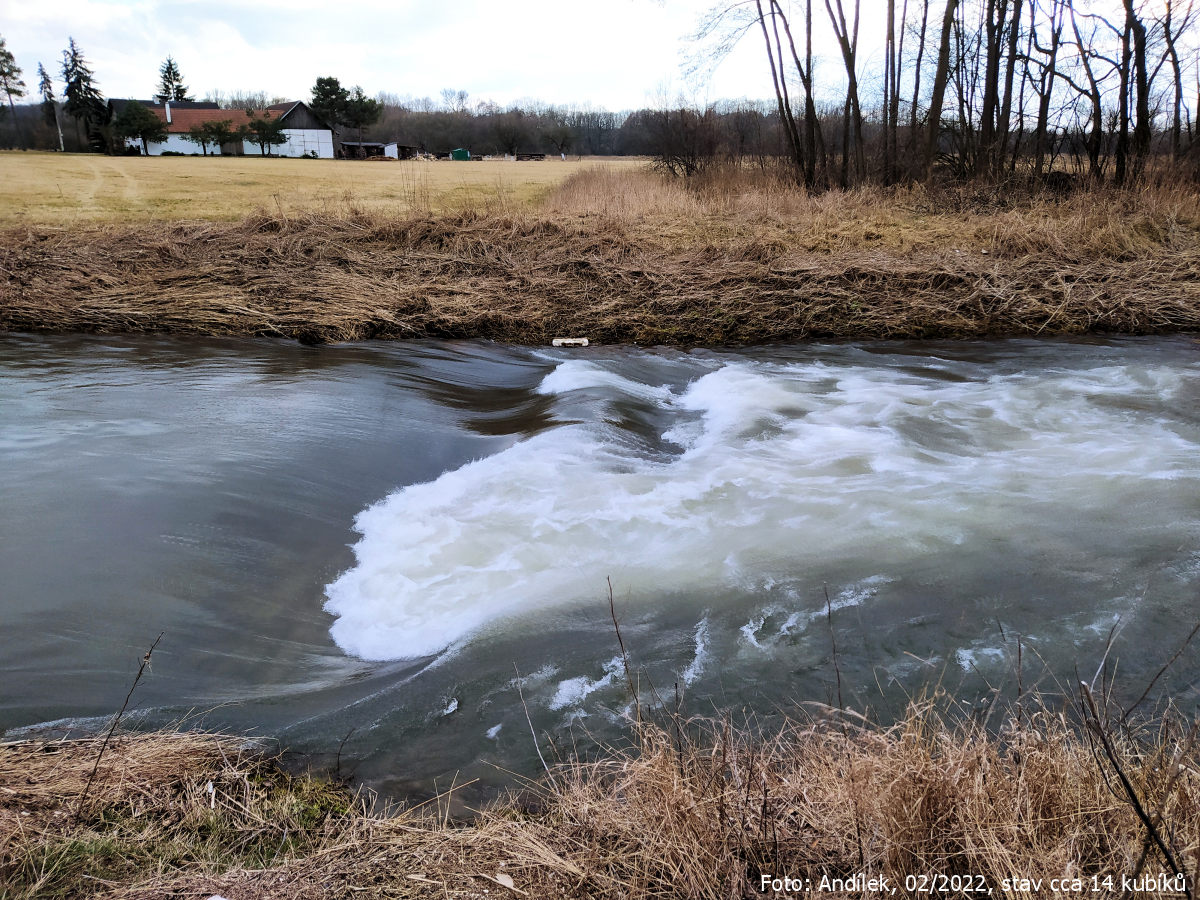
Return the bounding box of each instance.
[0,152,644,225]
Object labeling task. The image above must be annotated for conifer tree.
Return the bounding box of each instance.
[37,62,64,151]
[37,63,54,124]
[0,35,27,146]
[61,37,106,149]
[343,86,381,148]
[156,56,191,102]
[310,76,349,130]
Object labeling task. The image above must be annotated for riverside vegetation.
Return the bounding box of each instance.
[1,157,1199,346]
[3,681,1199,898]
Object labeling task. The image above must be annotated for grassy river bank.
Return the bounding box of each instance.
[3,165,1200,346]
[3,697,1199,899]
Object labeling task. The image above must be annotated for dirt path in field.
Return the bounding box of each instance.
[79,155,106,208]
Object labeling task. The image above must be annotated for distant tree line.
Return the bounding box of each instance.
[2,2,1198,188]
[692,0,1200,186]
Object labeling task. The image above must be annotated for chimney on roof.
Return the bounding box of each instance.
[165,100,171,124]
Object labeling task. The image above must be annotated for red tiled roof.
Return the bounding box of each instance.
[152,107,278,134]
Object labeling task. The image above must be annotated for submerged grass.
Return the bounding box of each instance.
[2,167,1199,345]
[4,695,1199,899]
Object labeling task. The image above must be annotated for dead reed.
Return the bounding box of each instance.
[0,731,359,899]
[4,696,1198,899]
[2,169,1198,345]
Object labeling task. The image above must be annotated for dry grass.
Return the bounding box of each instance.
[4,696,1198,899]
[547,164,1200,257]
[1,162,1199,345]
[0,731,358,899]
[3,178,1200,345]
[0,152,644,226]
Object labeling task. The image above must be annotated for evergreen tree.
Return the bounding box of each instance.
[37,62,64,151]
[61,37,106,149]
[343,86,381,148]
[0,35,26,138]
[310,76,349,130]
[113,101,167,154]
[156,56,191,102]
[37,63,54,125]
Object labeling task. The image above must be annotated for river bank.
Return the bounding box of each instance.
[3,170,1198,346]
[4,698,1198,900]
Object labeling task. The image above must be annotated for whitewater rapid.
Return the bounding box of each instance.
[324,350,1200,662]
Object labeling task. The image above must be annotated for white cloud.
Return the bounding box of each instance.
[1,0,772,109]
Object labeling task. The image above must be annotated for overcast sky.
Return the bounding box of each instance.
[1,0,793,111]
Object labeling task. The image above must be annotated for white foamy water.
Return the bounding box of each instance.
[324,353,1200,661]
[549,655,626,710]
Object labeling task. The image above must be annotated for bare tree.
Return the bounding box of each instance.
[926,0,962,179]
[1158,0,1196,159]
[824,0,866,185]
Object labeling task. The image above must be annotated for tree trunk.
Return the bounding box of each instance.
[755,0,805,183]
[1032,0,1062,178]
[909,0,930,167]
[1069,5,1105,180]
[883,0,896,181]
[1123,0,1150,178]
[824,0,864,184]
[1115,19,1131,184]
[1163,0,1184,159]
[997,0,1023,169]
[775,0,823,186]
[924,0,960,181]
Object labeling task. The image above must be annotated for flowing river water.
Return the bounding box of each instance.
[3,333,1199,801]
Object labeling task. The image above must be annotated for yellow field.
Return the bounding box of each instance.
[0,152,648,226]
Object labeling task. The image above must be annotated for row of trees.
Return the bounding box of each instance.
[698,0,1200,186]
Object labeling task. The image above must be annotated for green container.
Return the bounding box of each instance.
[451,148,470,161]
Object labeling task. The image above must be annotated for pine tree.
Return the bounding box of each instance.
[156,56,191,102]
[310,76,349,130]
[0,35,27,145]
[37,62,64,151]
[61,37,106,149]
[343,86,381,148]
[37,63,53,124]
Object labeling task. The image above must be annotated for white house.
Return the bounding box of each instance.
[114,100,336,157]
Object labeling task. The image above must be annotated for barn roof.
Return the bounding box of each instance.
[148,107,269,134]
[108,99,220,115]
[111,99,333,135]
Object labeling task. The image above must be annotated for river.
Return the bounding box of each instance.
[2,333,1198,802]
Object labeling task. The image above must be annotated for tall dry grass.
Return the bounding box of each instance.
[547,164,1200,258]
[4,693,1198,899]
[1,164,1199,345]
